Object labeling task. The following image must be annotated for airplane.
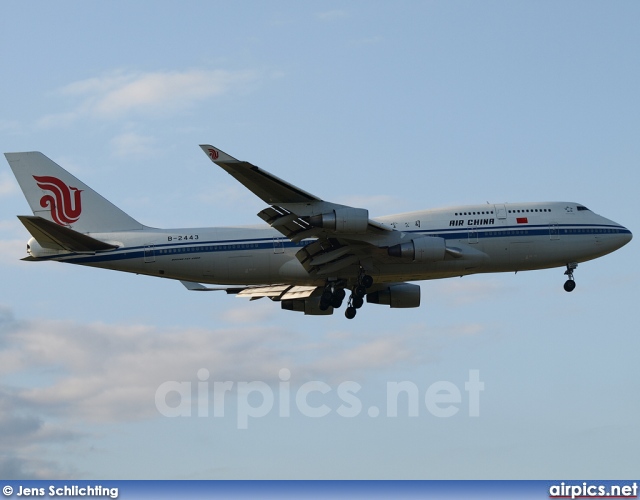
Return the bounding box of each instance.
[4,145,633,319]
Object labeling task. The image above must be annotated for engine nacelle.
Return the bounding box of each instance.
[26,237,64,259]
[387,236,446,262]
[366,283,421,308]
[309,207,369,234]
[281,298,333,315]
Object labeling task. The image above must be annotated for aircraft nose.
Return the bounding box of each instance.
[617,226,632,248]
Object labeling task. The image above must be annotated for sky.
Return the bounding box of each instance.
[0,1,639,480]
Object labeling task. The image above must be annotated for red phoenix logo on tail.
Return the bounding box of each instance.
[208,148,219,160]
[33,175,83,225]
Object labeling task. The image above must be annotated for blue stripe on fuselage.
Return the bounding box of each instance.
[38,223,632,264]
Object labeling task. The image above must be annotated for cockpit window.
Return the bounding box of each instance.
[577,206,590,211]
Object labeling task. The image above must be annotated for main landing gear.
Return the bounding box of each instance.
[563,262,578,292]
[318,268,374,319]
[319,285,346,311]
[344,269,374,320]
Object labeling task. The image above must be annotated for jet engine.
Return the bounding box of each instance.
[309,208,369,234]
[366,283,421,308]
[387,236,446,262]
[281,298,333,315]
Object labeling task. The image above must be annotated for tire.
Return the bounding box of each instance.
[563,279,576,292]
[361,274,374,288]
[345,306,357,319]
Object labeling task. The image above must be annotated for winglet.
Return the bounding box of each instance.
[199,145,240,164]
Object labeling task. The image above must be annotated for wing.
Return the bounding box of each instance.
[199,146,320,204]
[200,145,399,276]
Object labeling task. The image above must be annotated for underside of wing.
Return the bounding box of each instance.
[180,280,320,301]
[237,285,318,300]
[181,280,334,315]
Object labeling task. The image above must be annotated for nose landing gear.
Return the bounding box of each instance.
[563,262,578,292]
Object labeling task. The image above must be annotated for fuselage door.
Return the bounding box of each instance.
[144,245,156,263]
[549,224,560,241]
[494,204,507,220]
[273,238,285,254]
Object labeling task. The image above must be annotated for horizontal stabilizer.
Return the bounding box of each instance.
[18,215,118,253]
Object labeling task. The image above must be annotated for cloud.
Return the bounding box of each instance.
[0,393,81,447]
[0,239,28,264]
[0,172,18,198]
[0,384,83,479]
[0,220,31,266]
[0,309,441,425]
[0,304,489,478]
[0,455,76,480]
[307,336,414,378]
[4,311,467,403]
[219,301,276,324]
[110,131,157,158]
[0,219,22,232]
[0,119,21,135]
[37,68,260,126]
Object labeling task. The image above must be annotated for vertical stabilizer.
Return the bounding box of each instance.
[4,152,143,233]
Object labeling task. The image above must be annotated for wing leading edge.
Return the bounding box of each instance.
[199,145,320,204]
[199,144,395,276]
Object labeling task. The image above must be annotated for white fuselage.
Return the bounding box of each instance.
[34,201,631,286]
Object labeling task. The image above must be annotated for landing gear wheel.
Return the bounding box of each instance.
[564,279,576,292]
[563,262,578,292]
[331,296,344,308]
[319,300,330,311]
[343,267,371,319]
[361,274,374,288]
